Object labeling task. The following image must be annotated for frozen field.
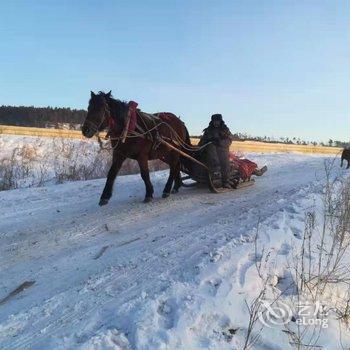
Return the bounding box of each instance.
[1,152,350,349]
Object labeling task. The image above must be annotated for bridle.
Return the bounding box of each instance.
[84,97,113,135]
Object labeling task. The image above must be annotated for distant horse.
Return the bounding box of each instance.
[82,91,190,205]
[341,149,350,169]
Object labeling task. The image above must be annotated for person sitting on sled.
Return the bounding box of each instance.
[199,114,234,188]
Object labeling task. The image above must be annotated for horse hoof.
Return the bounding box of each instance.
[99,198,109,206]
[171,188,179,194]
[162,192,170,198]
[143,197,153,203]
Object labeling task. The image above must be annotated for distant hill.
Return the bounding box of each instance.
[0,106,86,129]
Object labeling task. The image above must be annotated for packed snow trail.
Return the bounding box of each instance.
[0,153,339,349]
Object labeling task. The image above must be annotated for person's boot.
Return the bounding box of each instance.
[230,178,239,189]
[221,167,230,188]
[222,179,231,188]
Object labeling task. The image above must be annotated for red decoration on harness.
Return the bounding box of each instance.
[128,100,138,132]
[106,100,138,135]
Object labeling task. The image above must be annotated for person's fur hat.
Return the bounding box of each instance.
[211,114,223,121]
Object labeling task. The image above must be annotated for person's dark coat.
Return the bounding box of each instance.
[200,120,234,149]
[199,118,234,185]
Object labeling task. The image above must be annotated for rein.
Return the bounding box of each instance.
[97,100,212,153]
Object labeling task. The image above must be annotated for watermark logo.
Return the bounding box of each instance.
[258,300,293,327]
[258,299,329,328]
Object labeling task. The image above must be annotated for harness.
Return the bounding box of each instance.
[96,98,211,154]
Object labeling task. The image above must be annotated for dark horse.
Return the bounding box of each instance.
[82,91,190,205]
[341,149,350,169]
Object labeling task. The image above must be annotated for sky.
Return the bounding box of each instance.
[0,0,349,142]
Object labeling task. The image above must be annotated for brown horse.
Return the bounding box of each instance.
[82,91,190,205]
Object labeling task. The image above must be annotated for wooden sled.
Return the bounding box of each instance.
[158,137,264,194]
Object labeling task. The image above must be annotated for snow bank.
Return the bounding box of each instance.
[0,135,166,190]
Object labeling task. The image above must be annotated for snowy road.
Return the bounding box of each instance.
[0,153,340,349]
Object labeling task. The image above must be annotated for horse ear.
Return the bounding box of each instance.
[106,90,112,98]
[90,91,95,98]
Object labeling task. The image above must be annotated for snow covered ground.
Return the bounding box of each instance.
[1,152,349,349]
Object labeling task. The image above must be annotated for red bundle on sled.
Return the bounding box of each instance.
[229,152,258,181]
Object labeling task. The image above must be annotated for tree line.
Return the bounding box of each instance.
[0,105,86,129]
[192,132,350,148]
[1,105,348,147]
[233,133,350,148]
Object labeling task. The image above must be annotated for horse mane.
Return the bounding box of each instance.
[98,91,128,125]
[98,91,127,109]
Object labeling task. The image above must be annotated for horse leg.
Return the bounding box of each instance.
[341,158,344,167]
[163,155,179,198]
[347,160,350,169]
[137,156,154,202]
[171,164,182,194]
[99,155,126,206]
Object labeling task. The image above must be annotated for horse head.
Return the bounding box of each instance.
[82,91,112,138]
[82,91,128,138]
